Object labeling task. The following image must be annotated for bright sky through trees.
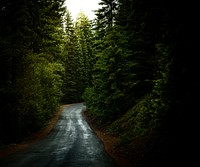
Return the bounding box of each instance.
[64,0,100,20]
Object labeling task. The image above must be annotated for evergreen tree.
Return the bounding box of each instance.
[62,8,83,103]
[95,0,118,30]
[75,12,94,88]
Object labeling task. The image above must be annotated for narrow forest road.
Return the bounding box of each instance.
[0,103,118,167]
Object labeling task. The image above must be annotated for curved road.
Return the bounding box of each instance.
[0,103,118,167]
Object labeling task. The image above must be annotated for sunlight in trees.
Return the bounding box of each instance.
[64,0,100,20]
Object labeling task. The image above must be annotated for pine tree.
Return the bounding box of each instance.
[75,12,94,88]
[62,8,83,103]
[95,0,118,30]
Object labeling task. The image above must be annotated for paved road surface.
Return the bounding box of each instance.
[0,103,118,167]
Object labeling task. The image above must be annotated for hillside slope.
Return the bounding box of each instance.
[83,94,196,167]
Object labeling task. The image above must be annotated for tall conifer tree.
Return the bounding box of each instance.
[62,8,83,103]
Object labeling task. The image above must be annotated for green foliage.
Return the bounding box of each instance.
[34,55,64,117]
[61,9,84,103]
[75,12,94,88]
[105,40,173,146]
[83,0,163,124]
[83,2,192,166]
[95,0,118,30]
[0,0,65,143]
[61,10,96,104]
[83,27,139,121]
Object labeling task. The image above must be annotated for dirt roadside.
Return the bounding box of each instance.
[0,105,68,158]
[82,109,133,167]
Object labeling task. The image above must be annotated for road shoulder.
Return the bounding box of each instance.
[0,104,68,158]
[82,109,132,167]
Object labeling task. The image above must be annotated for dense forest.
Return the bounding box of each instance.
[0,0,198,166]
